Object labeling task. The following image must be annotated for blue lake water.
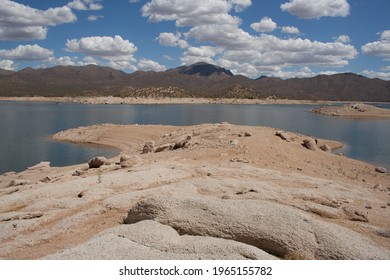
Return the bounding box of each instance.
[0,101,389,174]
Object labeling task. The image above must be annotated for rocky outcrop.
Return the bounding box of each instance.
[124,195,390,260]
[45,220,277,260]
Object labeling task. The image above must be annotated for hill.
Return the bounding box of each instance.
[0,63,389,101]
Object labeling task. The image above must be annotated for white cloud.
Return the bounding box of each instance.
[46,56,81,66]
[181,46,221,65]
[185,24,255,50]
[335,35,351,44]
[157,32,189,49]
[361,70,390,81]
[0,44,54,60]
[281,0,350,19]
[281,26,300,34]
[87,15,104,22]
[0,59,16,70]
[362,30,390,58]
[138,59,166,71]
[66,35,137,58]
[129,0,140,3]
[0,0,76,40]
[67,0,103,11]
[228,0,252,12]
[142,0,241,27]
[142,0,357,78]
[250,17,277,33]
[65,35,139,71]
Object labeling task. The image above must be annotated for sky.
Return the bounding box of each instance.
[0,0,389,80]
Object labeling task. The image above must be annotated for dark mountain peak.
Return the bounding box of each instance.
[173,62,234,77]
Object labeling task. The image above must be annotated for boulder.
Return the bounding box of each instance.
[319,144,331,152]
[88,157,107,168]
[275,131,291,142]
[302,138,317,150]
[142,141,155,154]
[124,195,390,260]
[375,167,387,174]
[44,220,277,260]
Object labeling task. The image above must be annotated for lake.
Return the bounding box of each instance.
[0,101,389,174]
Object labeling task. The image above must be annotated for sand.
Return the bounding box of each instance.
[312,102,390,118]
[0,123,389,260]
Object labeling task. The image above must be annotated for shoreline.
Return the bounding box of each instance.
[0,96,351,105]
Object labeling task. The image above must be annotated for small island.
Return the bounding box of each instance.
[311,102,390,118]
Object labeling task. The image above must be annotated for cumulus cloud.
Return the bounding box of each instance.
[362,30,390,58]
[0,0,76,40]
[0,44,54,60]
[228,0,252,12]
[361,70,390,81]
[141,0,241,27]
[185,24,255,50]
[65,35,138,71]
[67,0,103,11]
[181,46,221,65]
[281,26,300,34]
[335,35,351,44]
[66,35,137,58]
[140,0,358,78]
[281,0,350,19]
[157,32,189,49]
[250,17,277,33]
[0,59,16,70]
[138,59,166,71]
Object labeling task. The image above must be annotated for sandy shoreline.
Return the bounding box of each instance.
[0,96,336,105]
[0,122,389,260]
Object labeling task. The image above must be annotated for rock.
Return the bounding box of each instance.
[375,167,387,174]
[119,155,130,163]
[40,176,52,183]
[173,139,188,150]
[78,191,85,198]
[119,155,142,168]
[142,141,155,154]
[342,207,368,222]
[88,157,107,168]
[72,170,84,176]
[319,144,331,152]
[124,195,389,259]
[275,131,291,142]
[244,132,252,137]
[8,179,30,187]
[365,205,373,210]
[229,139,239,146]
[302,138,317,150]
[44,220,277,260]
[155,144,173,153]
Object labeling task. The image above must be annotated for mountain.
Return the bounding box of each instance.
[169,62,234,78]
[0,63,389,101]
[0,69,14,77]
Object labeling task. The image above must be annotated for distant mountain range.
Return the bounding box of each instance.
[0,62,389,101]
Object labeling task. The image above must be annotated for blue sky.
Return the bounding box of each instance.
[0,0,389,79]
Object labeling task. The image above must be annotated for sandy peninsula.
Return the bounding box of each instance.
[312,102,390,118]
[0,123,389,260]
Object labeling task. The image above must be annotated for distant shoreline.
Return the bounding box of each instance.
[1,96,385,105]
